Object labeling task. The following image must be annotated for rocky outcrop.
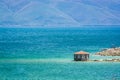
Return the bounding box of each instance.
[95,48,120,56]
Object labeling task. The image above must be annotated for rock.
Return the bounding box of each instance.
[95,47,120,56]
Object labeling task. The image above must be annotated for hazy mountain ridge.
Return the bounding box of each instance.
[0,0,120,27]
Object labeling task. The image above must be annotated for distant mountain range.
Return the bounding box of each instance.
[0,0,120,27]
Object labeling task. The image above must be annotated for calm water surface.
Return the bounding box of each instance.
[0,27,120,80]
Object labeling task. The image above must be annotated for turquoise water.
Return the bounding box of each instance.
[0,61,120,80]
[0,27,120,80]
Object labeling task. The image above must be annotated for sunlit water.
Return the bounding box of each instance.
[0,27,120,80]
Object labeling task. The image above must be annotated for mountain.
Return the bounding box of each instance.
[0,0,120,27]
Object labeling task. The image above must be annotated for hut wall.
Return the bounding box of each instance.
[74,54,89,61]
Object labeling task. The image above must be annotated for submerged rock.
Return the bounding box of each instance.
[95,47,120,56]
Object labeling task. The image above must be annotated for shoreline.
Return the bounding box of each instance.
[0,58,120,63]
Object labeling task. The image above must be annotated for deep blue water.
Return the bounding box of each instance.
[0,27,120,58]
[0,27,120,80]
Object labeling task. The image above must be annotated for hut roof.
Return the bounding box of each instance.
[75,51,89,54]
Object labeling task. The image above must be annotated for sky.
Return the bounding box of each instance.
[0,0,120,27]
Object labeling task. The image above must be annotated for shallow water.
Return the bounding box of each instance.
[0,59,120,80]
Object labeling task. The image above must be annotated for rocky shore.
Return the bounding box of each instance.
[91,59,120,62]
[95,47,120,56]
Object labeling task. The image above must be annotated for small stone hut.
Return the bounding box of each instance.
[74,51,89,61]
